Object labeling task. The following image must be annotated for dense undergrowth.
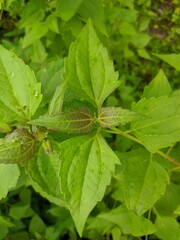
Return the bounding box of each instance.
[0,0,180,239]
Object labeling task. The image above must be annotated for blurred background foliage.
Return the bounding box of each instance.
[0,0,179,239]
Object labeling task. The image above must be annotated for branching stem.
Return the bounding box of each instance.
[105,127,180,167]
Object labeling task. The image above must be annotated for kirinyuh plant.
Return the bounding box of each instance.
[0,20,179,237]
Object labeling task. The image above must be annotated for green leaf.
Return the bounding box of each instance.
[46,207,74,238]
[0,128,36,164]
[0,215,14,228]
[9,204,34,220]
[37,59,64,107]
[19,0,46,29]
[22,22,48,48]
[0,164,20,199]
[137,49,151,60]
[130,32,151,48]
[77,0,107,35]
[56,0,83,21]
[98,107,139,128]
[29,214,46,235]
[154,183,180,216]
[48,80,66,116]
[27,145,63,201]
[174,205,180,215]
[97,205,156,236]
[131,96,180,152]
[31,40,47,64]
[0,46,42,122]
[29,108,95,134]
[143,69,172,98]
[120,150,169,215]
[0,225,9,240]
[154,53,180,71]
[4,0,15,9]
[155,216,180,240]
[65,20,120,109]
[0,122,11,133]
[46,13,59,33]
[59,132,119,235]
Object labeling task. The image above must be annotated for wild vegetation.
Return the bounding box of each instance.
[0,0,180,239]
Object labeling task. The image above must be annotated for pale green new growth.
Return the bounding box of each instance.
[99,107,139,128]
[29,108,94,133]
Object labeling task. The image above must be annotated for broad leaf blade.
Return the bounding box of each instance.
[131,96,180,152]
[48,80,66,116]
[26,145,64,203]
[99,107,139,128]
[37,59,64,107]
[59,133,120,235]
[154,53,180,71]
[120,150,169,215]
[19,0,45,29]
[155,216,180,240]
[29,108,95,133]
[56,0,83,21]
[22,22,48,48]
[154,183,180,216]
[143,69,172,99]
[77,0,107,35]
[97,205,156,237]
[0,46,42,122]
[65,20,120,108]
[0,128,36,164]
[0,164,20,200]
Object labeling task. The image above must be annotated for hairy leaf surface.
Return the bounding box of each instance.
[59,132,119,235]
[0,46,42,122]
[99,107,138,128]
[0,128,36,164]
[65,20,120,108]
[29,108,95,133]
[131,96,180,152]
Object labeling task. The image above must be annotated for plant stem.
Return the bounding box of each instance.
[156,150,180,167]
[105,127,180,167]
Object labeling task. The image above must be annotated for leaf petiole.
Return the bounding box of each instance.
[105,127,180,167]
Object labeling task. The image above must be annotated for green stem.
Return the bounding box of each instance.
[156,150,180,167]
[105,127,180,167]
